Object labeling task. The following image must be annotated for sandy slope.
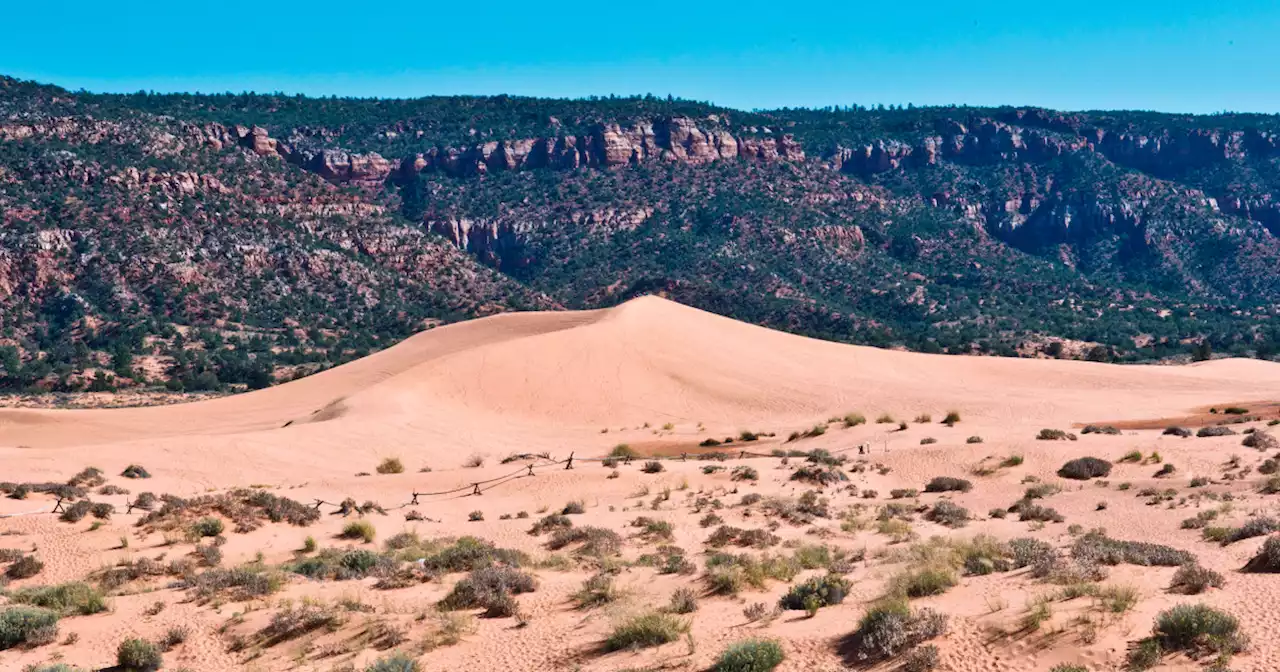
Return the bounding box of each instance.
[2,296,1280,672]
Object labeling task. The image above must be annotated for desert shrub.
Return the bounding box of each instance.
[740,493,763,506]
[364,653,422,672]
[1071,532,1192,566]
[463,454,485,468]
[925,501,969,528]
[942,411,961,426]
[60,500,92,523]
[1163,426,1191,437]
[188,564,286,600]
[572,573,620,608]
[10,582,107,616]
[1119,450,1143,463]
[1081,425,1121,435]
[116,637,162,671]
[528,513,572,535]
[790,465,845,486]
[731,465,759,482]
[1014,502,1064,523]
[1037,429,1075,441]
[641,461,665,474]
[189,516,224,538]
[604,611,689,651]
[712,638,785,672]
[1154,463,1176,478]
[561,500,585,515]
[902,644,940,672]
[988,507,1007,519]
[878,413,896,425]
[121,465,151,479]
[1170,562,1225,593]
[965,436,983,444]
[6,554,43,579]
[999,454,1023,467]
[667,586,699,614]
[547,526,622,556]
[778,574,850,610]
[376,457,404,474]
[890,489,919,499]
[704,553,799,595]
[847,598,948,662]
[1057,457,1112,480]
[439,565,536,616]
[919,437,937,445]
[1008,538,1055,568]
[699,438,722,447]
[1023,483,1061,499]
[923,477,971,493]
[1197,426,1236,437]
[467,510,484,522]
[1243,535,1280,572]
[843,412,867,427]
[1224,516,1280,543]
[888,565,957,598]
[0,606,59,650]
[1243,431,1280,450]
[631,517,674,541]
[1125,604,1248,670]
[340,520,376,543]
[609,444,639,458]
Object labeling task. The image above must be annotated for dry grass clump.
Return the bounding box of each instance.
[340,520,376,543]
[923,476,972,493]
[189,564,287,601]
[257,601,345,646]
[5,554,44,579]
[630,516,675,541]
[704,553,800,595]
[439,565,537,617]
[706,526,781,549]
[667,587,699,614]
[571,572,621,609]
[603,611,689,651]
[1057,457,1111,480]
[842,597,948,663]
[637,545,697,575]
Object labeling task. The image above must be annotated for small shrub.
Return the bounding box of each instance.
[572,573,621,608]
[923,477,971,493]
[189,516,224,538]
[641,461,665,474]
[1154,463,1176,478]
[731,466,759,481]
[1037,429,1075,441]
[942,411,961,426]
[712,638,784,672]
[121,465,151,479]
[1072,532,1192,566]
[463,454,486,468]
[902,644,940,672]
[117,638,162,671]
[1243,535,1280,572]
[547,526,623,556]
[844,413,867,427]
[926,501,970,528]
[1081,425,1121,435]
[1163,426,1191,438]
[778,574,850,610]
[6,554,44,579]
[340,520,376,543]
[847,599,948,662]
[604,611,689,651]
[667,587,698,614]
[1197,426,1236,438]
[364,653,422,672]
[0,606,59,649]
[609,444,639,458]
[888,565,957,598]
[1057,457,1112,480]
[468,510,484,522]
[965,436,983,444]
[376,457,404,474]
[439,566,537,616]
[1170,562,1225,593]
[890,489,919,499]
[10,582,107,616]
[919,437,937,445]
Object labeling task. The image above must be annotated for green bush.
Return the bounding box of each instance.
[604,611,689,651]
[364,652,422,672]
[376,457,404,474]
[847,598,948,662]
[117,637,162,671]
[0,606,59,650]
[5,554,43,579]
[1170,562,1225,593]
[778,574,850,610]
[889,565,957,598]
[1057,457,1112,480]
[439,565,537,617]
[712,638,785,672]
[10,581,107,615]
[610,444,639,458]
[190,516,224,538]
[923,477,971,493]
[1037,429,1075,441]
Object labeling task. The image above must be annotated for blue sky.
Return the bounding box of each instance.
[5,1,1279,113]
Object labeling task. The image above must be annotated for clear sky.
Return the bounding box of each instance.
[5,0,1279,113]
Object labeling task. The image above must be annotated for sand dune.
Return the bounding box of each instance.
[4,297,1280,672]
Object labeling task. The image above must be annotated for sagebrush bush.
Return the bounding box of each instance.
[926,501,969,528]
[847,598,948,662]
[1170,562,1225,593]
[1057,457,1112,480]
[901,644,940,672]
[364,652,422,672]
[189,516,224,538]
[0,606,59,650]
[5,554,43,579]
[1037,429,1075,441]
[1072,532,1192,567]
[923,477,971,493]
[116,637,162,671]
[712,638,785,672]
[1162,426,1191,437]
[572,573,620,609]
[1196,426,1236,437]
[121,465,151,479]
[547,526,622,556]
[604,611,689,651]
[641,461,665,474]
[439,565,537,617]
[667,587,698,614]
[1126,603,1248,670]
[1081,425,1121,435]
[888,565,957,598]
[1243,535,1280,572]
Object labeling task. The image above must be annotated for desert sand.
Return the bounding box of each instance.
[3,296,1280,672]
